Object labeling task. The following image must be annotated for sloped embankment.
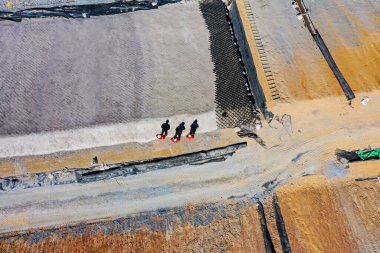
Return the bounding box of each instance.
[276,176,380,253]
[1,175,378,252]
[0,201,265,252]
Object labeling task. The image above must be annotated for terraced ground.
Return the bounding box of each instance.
[0,0,379,252]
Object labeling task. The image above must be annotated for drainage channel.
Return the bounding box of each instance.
[0,142,247,191]
[257,201,276,253]
[273,193,292,253]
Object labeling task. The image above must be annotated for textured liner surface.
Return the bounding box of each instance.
[0,3,216,135]
[200,0,256,128]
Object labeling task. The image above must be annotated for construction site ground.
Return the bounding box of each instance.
[0,0,379,251]
[0,2,217,157]
[1,90,380,235]
[236,0,380,105]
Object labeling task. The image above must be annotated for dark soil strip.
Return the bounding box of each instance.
[313,31,355,101]
[335,149,360,161]
[355,177,379,182]
[77,142,246,182]
[200,0,257,128]
[0,142,247,191]
[189,156,228,165]
[257,201,276,253]
[236,128,267,148]
[273,193,292,253]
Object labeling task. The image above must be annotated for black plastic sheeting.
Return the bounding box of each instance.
[200,0,258,128]
[335,148,380,162]
[0,0,177,21]
[77,142,246,183]
[0,142,247,191]
[273,193,292,253]
[257,201,276,253]
[314,31,355,101]
[335,149,360,161]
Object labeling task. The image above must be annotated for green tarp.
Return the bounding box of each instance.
[357,148,380,160]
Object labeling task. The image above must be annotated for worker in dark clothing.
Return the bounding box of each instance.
[190,120,199,135]
[160,120,170,136]
[173,122,185,139]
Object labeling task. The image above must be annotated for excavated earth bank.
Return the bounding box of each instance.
[0,0,379,252]
[0,174,379,253]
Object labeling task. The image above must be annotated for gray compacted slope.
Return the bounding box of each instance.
[0,2,215,136]
[0,0,257,158]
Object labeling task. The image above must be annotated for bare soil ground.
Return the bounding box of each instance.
[0,201,266,253]
[1,90,380,235]
[0,0,379,251]
[277,174,380,253]
[239,0,380,103]
[1,163,378,252]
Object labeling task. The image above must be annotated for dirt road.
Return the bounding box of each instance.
[1,90,380,234]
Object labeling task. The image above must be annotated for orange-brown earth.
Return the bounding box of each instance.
[235,0,380,105]
[0,202,265,253]
[1,163,378,253]
[277,174,380,253]
[1,1,379,252]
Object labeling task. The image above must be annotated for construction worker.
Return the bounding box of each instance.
[173,122,185,140]
[160,120,170,136]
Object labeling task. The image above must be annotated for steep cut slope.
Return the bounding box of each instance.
[1,172,379,252]
[0,202,266,253]
[233,0,380,103]
[277,175,380,253]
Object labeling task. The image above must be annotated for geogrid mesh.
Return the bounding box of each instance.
[200,0,257,128]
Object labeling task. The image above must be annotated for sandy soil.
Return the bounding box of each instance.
[0,1,379,250]
[306,0,380,93]
[234,0,276,106]
[277,175,380,252]
[239,0,380,103]
[1,90,380,234]
[348,160,380,179]
[262,196,283,253]
[1,164,378,252]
